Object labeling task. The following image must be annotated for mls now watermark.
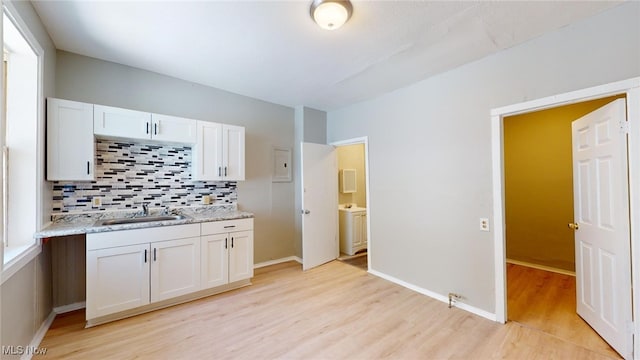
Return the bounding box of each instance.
[2,345,48,356]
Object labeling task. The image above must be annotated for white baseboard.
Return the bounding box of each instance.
[54,301,86,314]
[254,256,302,269]
[368,269,497,322]
[20,311,56,360]
[506,259,575,276]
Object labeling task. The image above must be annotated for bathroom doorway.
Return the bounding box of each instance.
[331,137,370,272]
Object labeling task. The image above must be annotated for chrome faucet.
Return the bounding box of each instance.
[142,202,149,217]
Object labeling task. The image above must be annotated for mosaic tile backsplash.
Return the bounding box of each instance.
[52,139,237,213]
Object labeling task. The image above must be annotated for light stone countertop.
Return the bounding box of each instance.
[35,205,254,239]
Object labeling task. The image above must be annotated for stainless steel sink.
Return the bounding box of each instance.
[95,215,189,226]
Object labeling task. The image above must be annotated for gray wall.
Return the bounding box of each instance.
[55,51,297,265]
[327,2,640,314]
[1,1,56,356]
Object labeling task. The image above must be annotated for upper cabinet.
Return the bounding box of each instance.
[94,104,151,140]
[47,98,95,181]
[94,105,196,144]
[47,99,244,182]
[150,114,197,144]
[193,122,245,181]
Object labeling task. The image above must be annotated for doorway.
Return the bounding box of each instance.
[301,137,372,272]
[492,78,640,360]
[332,137,371,272]
[503,95,624,358]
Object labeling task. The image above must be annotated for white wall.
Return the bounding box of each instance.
[55,51,296,264]
[327,2,640,313]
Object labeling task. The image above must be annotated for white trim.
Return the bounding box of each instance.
[20,311,55,360]
[506,259,576,277]
[625,87,640,360]
[253,256,301,269]
[1,243,41,285]
[53,301,86,314]
[491,78,640,355]
[329,136,372,273]
[491,78,640,117]
[369,269,496,321]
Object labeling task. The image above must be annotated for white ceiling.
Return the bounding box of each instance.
[31,0,623,111]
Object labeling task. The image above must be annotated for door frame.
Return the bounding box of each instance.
[329,136,372,272]
[491,77,640,352]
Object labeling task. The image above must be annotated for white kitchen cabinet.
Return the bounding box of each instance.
[86,224,201,320]
[46,98,95,181]
[94,104,151,140]
[150,113,197,144]
[86,243,150,320]
[150,237,201,302]
[193,121,245,181]
[339,208,367,256]
[222,124,246,181]
[94,105,196,144]
[201,218,254,289]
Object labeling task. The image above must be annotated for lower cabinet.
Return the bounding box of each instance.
[86,219,253,323]
[339,208,367,256]
[201,218,254,289]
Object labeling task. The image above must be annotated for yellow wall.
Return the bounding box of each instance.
[504,95,624,272]
[337,144,367,208]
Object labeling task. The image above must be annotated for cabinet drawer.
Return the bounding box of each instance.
[87,223,200,250]
[201,218,253,235]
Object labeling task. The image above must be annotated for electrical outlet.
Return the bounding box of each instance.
[92,196,102,208]
[479,218,490,232]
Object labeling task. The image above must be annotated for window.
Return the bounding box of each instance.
[2,6,43,268]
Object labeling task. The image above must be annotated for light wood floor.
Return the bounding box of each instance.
[507,263,620,359]
[35,261,621,359]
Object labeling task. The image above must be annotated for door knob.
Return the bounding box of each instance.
[302,209,310,214]
[568,223,579,230]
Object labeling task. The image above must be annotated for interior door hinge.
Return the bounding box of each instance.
[627,320,634,334]
[620,120,630,134]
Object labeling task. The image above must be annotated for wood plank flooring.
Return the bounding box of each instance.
[35,261,621,359]
[507,263,620,359]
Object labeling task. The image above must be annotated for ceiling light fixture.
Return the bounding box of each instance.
[310,0,353,31]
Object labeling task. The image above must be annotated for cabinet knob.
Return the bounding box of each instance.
[302,209,310,215]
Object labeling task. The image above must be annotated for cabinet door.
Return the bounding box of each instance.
[229,230,253,282]
[94,104,151,140]
[353,213,364,247]
[362,213,368,246]
[201,233,229,289]
[192,121,223,181]
[222,124,245,181]
[150,237,201,302]
[151,114,197,144]
[86,244,150,319]
[47,98,95,181]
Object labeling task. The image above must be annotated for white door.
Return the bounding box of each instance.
[229,230,254,282]
[572,98,632,358]
[301,142,338,270]
[151,114,197,144]
[192,121,223,181]
[46,98,94,181]
[150,237,201,302]
[223,124,246,181]
[201,233,229,289]
[86,244,150,319]
[93,104,151,140]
